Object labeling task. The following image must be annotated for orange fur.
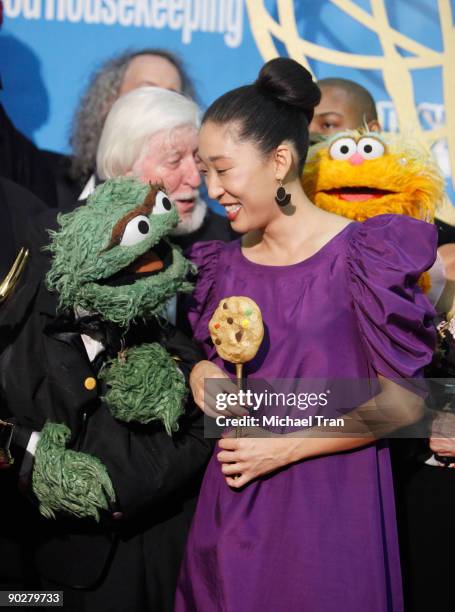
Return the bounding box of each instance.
[302,130,445,293]
[303,130,444,222]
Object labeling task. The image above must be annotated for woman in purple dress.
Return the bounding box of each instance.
[175,58,436,612]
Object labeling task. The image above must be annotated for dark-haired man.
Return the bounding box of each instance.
[309,77,380,139]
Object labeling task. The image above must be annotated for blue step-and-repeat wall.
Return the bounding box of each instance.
[1,0,454,202]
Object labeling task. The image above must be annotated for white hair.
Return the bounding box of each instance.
[96,86,200,179]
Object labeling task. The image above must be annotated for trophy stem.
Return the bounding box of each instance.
[235,363,243,439]
[235,363,243,388]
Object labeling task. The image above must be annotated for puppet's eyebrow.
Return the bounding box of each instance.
[104,191,158,251]
[103,182,166,251]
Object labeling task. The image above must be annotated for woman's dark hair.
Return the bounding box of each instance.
[202,58,321,172]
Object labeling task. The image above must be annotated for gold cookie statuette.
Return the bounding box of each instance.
[209,296,264,381]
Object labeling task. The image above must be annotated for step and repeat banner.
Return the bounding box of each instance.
[1,0,454,201]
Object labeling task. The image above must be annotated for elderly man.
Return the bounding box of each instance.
[95,85,235,250]
[71,49,195,195]
[44,48,195,206]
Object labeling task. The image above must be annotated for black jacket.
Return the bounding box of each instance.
[0,104,58,208]
[0,177,48,280]
[0,260,213,603]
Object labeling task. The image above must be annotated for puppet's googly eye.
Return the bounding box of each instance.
[329,137,357,160]
[153,190,174,215]
[357,137,385,159]
[120,215,150,246]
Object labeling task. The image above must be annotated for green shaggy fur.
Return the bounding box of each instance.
[32,423,116,521]
[45,177,195,324]
[73,245,193,326]
[100,344,187,434]
[34,178,195,522]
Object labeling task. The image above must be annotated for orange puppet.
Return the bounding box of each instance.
[302,130,445,292]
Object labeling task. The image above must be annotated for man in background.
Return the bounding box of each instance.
[309,77,380,139]
[44,48,195,206]
[45,48,235,245]
[309,76,455,243]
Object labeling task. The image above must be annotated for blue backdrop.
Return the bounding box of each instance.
[1,0,454,201]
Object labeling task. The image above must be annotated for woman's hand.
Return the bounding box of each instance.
[429,412,455,456]
[189,360,248,419]
[216,430,299,488]
[429,436,455,457]
[214,375,406,488]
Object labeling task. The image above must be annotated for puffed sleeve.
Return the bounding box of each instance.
[184,241,224,349]
[348,214,437,379]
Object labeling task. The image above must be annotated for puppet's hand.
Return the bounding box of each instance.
[32,422,115,521]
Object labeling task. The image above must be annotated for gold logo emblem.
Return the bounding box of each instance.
[246,0,455,190]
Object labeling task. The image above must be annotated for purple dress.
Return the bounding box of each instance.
[175,215,436,612]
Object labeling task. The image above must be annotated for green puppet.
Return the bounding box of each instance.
[31,177,196,521]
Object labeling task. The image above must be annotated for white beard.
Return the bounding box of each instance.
[170,197,208,236]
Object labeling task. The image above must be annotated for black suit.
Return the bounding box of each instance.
[0,177,48,280]
[0,230,42,592]
[39,150,84,211]
[0,258,213,611]
[0,104,58,208]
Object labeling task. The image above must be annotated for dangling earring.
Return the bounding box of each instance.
[275,180,291,207]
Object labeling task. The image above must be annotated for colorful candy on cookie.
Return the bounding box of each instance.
[209,296,264,364]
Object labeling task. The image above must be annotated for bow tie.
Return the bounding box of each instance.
[46,312,123,357]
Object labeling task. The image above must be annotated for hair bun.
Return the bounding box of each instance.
[255,58,321,123]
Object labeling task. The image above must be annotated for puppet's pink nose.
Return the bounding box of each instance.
[348,152,364,166]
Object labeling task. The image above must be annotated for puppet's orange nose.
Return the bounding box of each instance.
[349,152,364,166]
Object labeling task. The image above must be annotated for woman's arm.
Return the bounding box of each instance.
[436,243,455,316]
[216,375,425,488]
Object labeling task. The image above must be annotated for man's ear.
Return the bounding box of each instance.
[367,119,381,132]
[274,143,294,181]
